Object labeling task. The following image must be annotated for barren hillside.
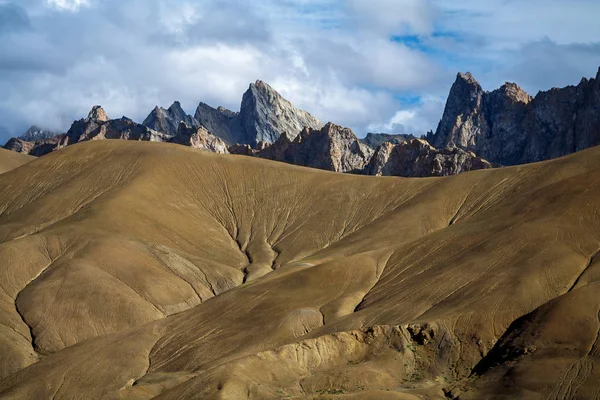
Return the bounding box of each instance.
[0,141,598,399]
[0,148,33,175]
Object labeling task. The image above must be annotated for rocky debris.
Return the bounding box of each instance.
[19,126,59,142]
[431,68,600,165]
[254,123,373,173]
[361,132,416,149]
[195,80,322,146]
[169,123,229,154]
[143,101,199,137]
[365,139,493,177]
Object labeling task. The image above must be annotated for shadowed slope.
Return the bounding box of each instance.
[0,141,599,399]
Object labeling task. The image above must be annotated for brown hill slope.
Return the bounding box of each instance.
[0,141,599,399]
[0,148,33,175]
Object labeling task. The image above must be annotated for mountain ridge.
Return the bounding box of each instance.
[4,67,600,178]
[430,67,600,165]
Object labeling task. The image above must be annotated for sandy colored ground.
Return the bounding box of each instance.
[0,140,599,399]
[0,148,34,175]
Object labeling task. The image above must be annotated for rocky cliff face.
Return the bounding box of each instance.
[169,123,229,154]
[252,123,373,173]
[432,68,600,165]
[366,139,493,177]
[4,135,65,157]
[195,81,322,146]
[143,101,199,137]
[194,103,242,145]
[239,80,322,145]
[361,132,416,149]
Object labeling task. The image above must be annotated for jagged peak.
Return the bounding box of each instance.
[497,82,532,104]
[168,101,184,112]
[216,106,237,117]
[88,105,109,122]
[314,122,359,140]
[252,79,272,90]
[19,125,58,141]
[457,72,479,85]
[247,80,281,100]
[596,66,600,81]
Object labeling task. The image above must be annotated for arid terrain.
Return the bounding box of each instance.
[0,149,33,175]
[0,140,599,399]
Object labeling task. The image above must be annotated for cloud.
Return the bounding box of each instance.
[0,3,30,32]
[346,0,439,36]
[46,0,90,12]
[0,0,599,143]
[368,97,445,135]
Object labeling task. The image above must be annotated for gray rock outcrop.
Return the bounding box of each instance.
[361,132,416,149]
[195,80,322,146]
[366,139,493,177]
[143,101,199,137]
[431,68,600,165]
[252,122,373,173]
[169,123,229,154]
[194,103,242,145]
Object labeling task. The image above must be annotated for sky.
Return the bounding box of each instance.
[1,0,600,142]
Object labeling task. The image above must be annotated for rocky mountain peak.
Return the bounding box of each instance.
[193,81,321,146]
[252,79,272,91]
[169,100,182,109]
[431,72,486,149]
[431,66,600,166]
[19,126,58,142]
[452,72,484,98]
[142,102,198,137]
[88,106,109,122]
[498,82,532,104]
[457,72,478,85]
[238,81,322,145]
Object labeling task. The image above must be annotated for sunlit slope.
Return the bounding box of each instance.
[0,148,33,175]
[0,140,599,399]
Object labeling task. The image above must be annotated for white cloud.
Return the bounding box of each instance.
[346,0,439,35]
[370,97,445,135]
[0,0,599,142]
[46,0,90,11]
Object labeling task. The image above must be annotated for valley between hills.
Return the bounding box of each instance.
[0,138,599,399]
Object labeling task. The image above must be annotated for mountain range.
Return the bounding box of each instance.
[4,67,600,178]
[2,68,600,399]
